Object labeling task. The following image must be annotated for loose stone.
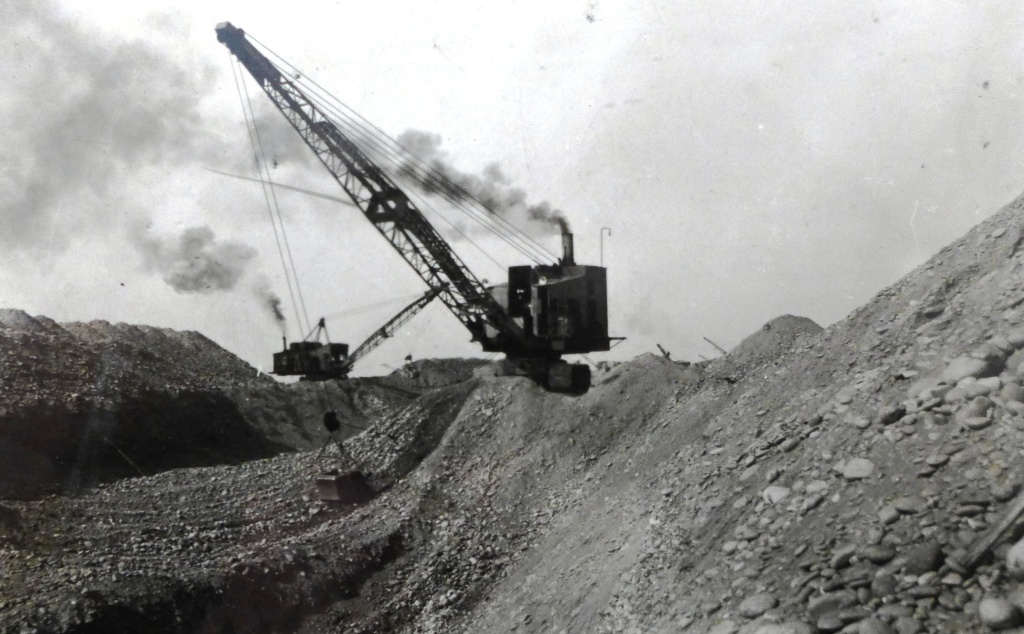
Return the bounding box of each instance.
[1005,538,1024,580]
[858,618,895,634]
[860,543,896,564]
[892,616,923,634]
[738,592,778,619]
[902,542,943,575]
[842,459,875,480]
[878,506,900,525]
[978,595,1022,630]
[893,496,927,514]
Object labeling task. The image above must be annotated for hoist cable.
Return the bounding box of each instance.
[249,34,561,265]
[235,56,512,274]
[203,167,356,206]
[230,56,305,337]
[239,66,314,336]
[233,55,349,425]
[293,88,550,267]
[305,91,556,265]
[321,291,430,321]
[400,180,510,274]
[290,75,559,263]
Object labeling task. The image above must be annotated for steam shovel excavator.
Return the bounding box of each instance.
[217,22,613,394]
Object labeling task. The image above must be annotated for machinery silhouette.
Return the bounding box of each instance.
[218,22,612,392]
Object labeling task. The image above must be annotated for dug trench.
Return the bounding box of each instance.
[0,312,428,501]
[64,530,404,634]
[0,381,480,633]
[0,391,289,501]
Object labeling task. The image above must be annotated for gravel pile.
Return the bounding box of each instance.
[381,358,494,392]
[7,193,1024,633]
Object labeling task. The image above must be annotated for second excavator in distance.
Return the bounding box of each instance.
[274,287,441,380]
[217,22,612,393]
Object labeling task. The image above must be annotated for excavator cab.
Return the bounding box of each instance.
[273,340,350,379]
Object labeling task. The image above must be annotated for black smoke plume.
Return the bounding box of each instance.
[394,129,571,235]
[267,293,286,323]
[251,275,287,330]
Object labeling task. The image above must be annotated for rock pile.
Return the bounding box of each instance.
[6,193,1024,632]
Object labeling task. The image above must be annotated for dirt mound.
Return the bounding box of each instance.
[705,313,824,382]
[0,308,48,332]
[0,316,414,500]
[732,313,824,359]
[451,192,1024,634]
[381,358,493,391]
[59,320,263,390]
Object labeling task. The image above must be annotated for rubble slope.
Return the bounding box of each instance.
[5,191,1024,633]
[454,192,1024,634]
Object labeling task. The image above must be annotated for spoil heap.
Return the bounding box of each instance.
[382,358,493,392]
[6,191,1024,633]
[0,318,416,500]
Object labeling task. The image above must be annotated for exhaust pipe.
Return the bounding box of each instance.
[561,232,575,266]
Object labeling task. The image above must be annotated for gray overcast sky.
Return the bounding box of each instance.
[2,1,1023,374]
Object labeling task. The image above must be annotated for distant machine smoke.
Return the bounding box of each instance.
[251,275,287,330]
[395,129,571,235]
[134,226,257,294]
[267,292,286,323]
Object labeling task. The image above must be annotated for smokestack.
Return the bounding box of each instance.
[282,336,287,352]
[561,232,575,266]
